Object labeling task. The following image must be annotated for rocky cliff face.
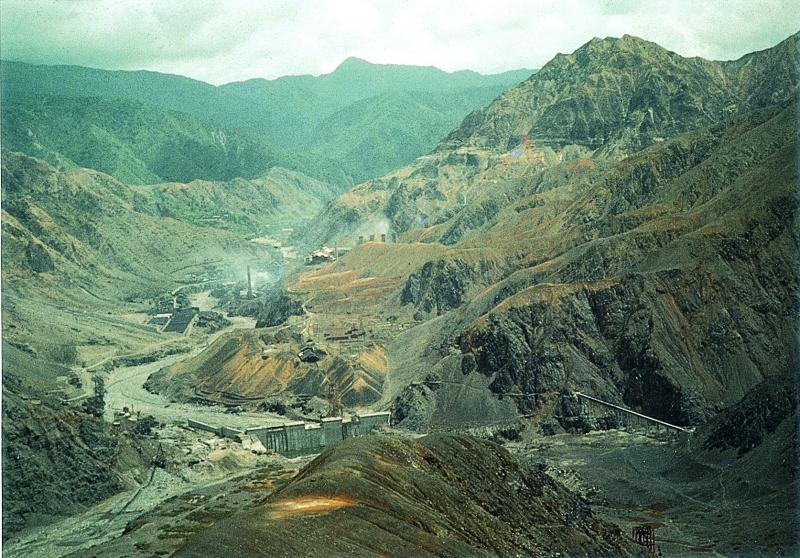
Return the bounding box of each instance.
[702,374,796,457]
[400,258,506,317]
[2,344,154,538]
[433,102,798,426]
[441,32,799,154]
[297,32,798,431]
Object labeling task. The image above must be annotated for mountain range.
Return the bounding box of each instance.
[1,58,534,185]
[291,31,799,428]
[2,29,798,554]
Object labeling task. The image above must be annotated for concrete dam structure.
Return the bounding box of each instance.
[246,412,391,455]
[188,411,391,455]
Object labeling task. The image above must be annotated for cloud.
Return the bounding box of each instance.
[1,0,797,84]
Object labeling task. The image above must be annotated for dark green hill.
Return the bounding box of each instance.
[1,59,534,185]
[222,62,535,182]
[220,58,533,133]
[2,94,300,185]
[306,88,510,183]
[0,60,244,128]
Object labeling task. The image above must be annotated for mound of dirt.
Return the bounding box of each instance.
[175,434,638,557]
[702,374,796,456]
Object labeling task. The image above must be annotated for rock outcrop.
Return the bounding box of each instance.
[300,33,798,431]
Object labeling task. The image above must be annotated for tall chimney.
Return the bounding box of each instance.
[247,266,252,298]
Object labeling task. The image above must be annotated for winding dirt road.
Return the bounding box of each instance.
[4,297,288,558]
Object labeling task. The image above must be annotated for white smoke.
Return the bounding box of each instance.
[350,215,391,244]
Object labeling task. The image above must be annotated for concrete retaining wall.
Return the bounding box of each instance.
[187,419,242,440]
[357,412,392,433]
[246,411,391,455]
[322,417,343,446]
[218,426,243,440]
[187,419,218,434]
[189,412,391,455]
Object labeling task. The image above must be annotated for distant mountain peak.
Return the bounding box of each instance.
[441,30,797,153]
[334,56,373,71]
[576,33,668,55]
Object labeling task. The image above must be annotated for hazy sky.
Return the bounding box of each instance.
[1,0,798,85]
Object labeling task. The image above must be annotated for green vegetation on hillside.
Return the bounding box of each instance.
[306,87,514,183]
[1,59,535,185]
[2,95,284,184]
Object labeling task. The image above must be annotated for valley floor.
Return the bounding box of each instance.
[2,295,298,558]
[510,431,797,558]
[4,288,795,557]
[101,319,287,432]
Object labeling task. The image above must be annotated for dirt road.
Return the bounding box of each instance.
[102,309,284,430]
[5,305,290,558]
[103,352,285,430]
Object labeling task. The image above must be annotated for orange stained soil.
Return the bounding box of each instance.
[358,345,388,376]
[565,158,597,172]
[268,496,357,519]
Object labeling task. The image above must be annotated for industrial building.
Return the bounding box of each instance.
[304,246,337,265]
[163,307,199,334]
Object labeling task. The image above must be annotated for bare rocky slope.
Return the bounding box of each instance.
[146,327,389,409]
[1,340,163,539]
[295,32,798,430]
[0,150,339,354]
[173,434,639,557]
[0,151,336,537]
[440,33,799,154]
[154,34,798,432]
[309,32,799,245]
[2,152,263,355]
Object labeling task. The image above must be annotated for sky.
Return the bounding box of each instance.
[1,0,798,85]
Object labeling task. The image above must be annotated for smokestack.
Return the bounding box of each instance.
[380,233,386,243]
[247,266,252,298]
